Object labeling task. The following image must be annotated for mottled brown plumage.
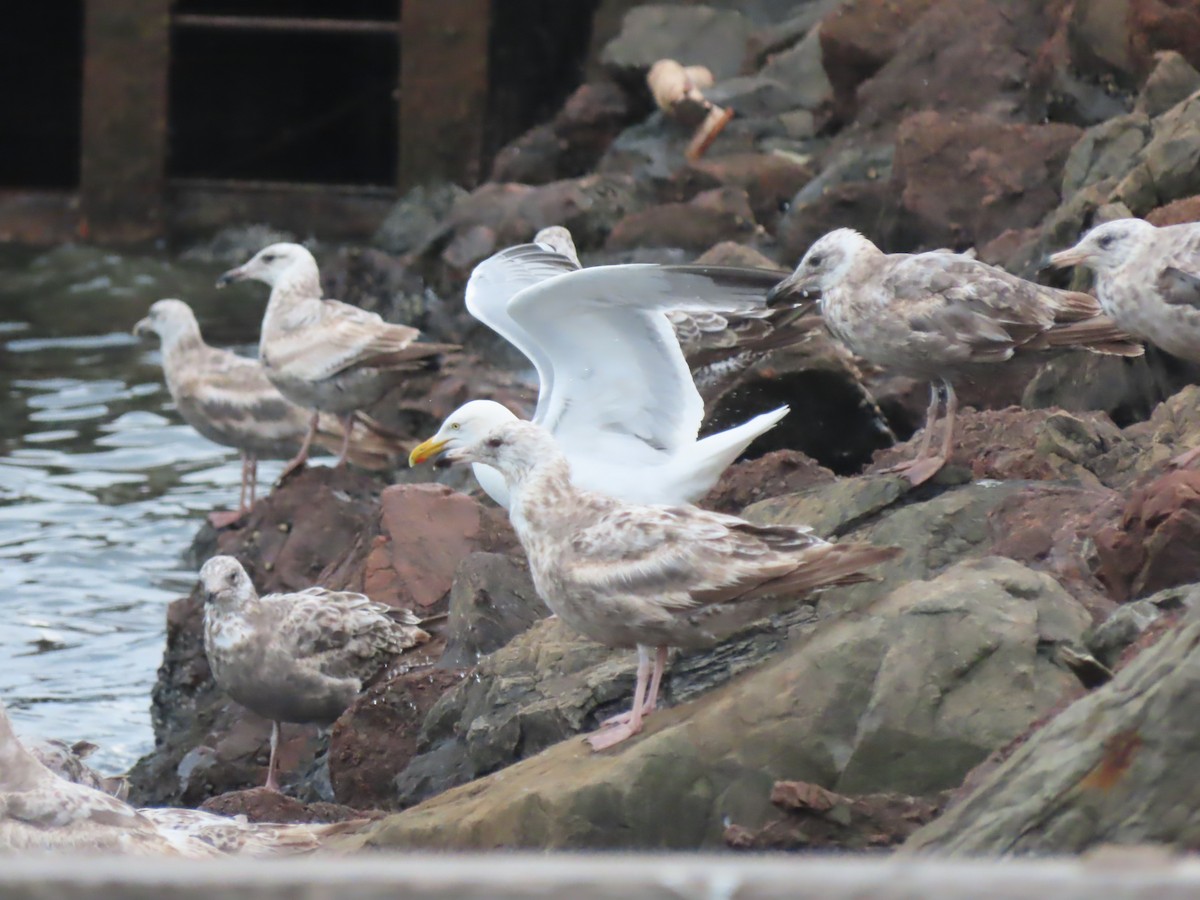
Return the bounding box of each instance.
[769,229,1143,484]
[439,419,899,750]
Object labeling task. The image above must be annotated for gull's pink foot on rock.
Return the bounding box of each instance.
[207,509,247,529]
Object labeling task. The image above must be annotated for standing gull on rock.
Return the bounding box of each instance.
[768,229,1144,485]
[410,227,808,507]
[199,556,430,790]
[433,419,900,750]
[134,299,399,527]
[217,243,457,475]
[1050,218,1200,465]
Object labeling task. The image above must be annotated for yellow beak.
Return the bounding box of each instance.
[408,436,449,467]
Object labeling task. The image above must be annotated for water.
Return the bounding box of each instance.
[0,243,286,774]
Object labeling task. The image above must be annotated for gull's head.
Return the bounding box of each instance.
[534,225,580,266]
[216,242,316,289]
[199,555,257,609]
[133,298,199,346]
[439,419,558,482]
[767,229,877,306]
[408,400,520,467]
[1049,219,1155,274]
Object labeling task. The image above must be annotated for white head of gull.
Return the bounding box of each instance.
[216,243,457,476]
[411,226,810,508]
[768,228,1144,486]
[134,298,398,527]
[435,418,900,750]
[199,555,430,791]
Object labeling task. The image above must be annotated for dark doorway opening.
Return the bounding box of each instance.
[0,3,84,189]
[168,2,399,185]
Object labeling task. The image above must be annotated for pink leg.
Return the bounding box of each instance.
[264,720,282,792]
[882,380,954,486]
[336,414,355,468]
[247,455,258,506]
[643,645,669,715]
[280,413,318,480]
[208,454,252,528]
[588,646,651,751]
[1171,445,1200,469]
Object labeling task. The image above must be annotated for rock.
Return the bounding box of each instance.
[1147,193,1200,225]
[691,240,782,268]
[890,110,1082,249]
[199,787,368,824]
[1094,469,1200,602]
[742,3,839,71]
[1134,51,1200,118]
[328,667,469,811]
[1087,583,1200,668]
[1067,0,1137,81]
[320,246,429,325]
[1112,88,1200,214]
[724,780,945,851]
[600,5,753,83]
[903,592,1200,855]
[604,186,757,251]
[372,182,468,256]
[440,552,545,668]
[179,224,299,265]
[700,449,836,515]
[1129,0,1200,77]
[756,24,833,113]
[1060,113,1152,200]
[684,152,812,230]
[818,0,939,116]
[357,558,1089,850]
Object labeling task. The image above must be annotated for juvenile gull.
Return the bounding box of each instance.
[768,229,1144,485]
[30,737,128,799]
[409,227,807,507]
[217,243,457,474]
[435,419,900,750]
[134,299,400,526]
[1050,218,1200,464]
[199,556,430,790]
[0,700,360,856]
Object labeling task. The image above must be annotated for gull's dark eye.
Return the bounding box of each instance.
[807,254,824,268]
[226,571,238,586]
[486,437,504,449]
[1097,235,1114,250]
[261,254,277,263]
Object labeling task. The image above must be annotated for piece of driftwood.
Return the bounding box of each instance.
[646,59,734,162]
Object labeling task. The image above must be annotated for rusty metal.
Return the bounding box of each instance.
[172,14,400,36]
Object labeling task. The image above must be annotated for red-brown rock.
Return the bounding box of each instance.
[199,787,371,824]
[1147,193,1200,226]
[701,449,835,515]
[1129,0,1200,77]
[684,152,813,231]
[604,186,757,251]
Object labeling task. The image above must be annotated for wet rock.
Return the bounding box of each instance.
[1087,583,1200,668]
[199,787,368,824]
[724,780,945,851]
[1134,52,1200,118]
[440,552,545,668]
[359,557,1088,850]
[604,186,757,251]
[372,182,468,257]
[890,111,1082,250]
[600,5,753,83]
[329,667,469,811]
[1094,468,1200,602]
[903,590,1200,855]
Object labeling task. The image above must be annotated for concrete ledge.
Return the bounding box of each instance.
[1,853,1200,898]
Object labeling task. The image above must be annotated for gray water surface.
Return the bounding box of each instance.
[0,244,284,774]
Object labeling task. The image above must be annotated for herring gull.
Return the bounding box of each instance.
[216,243,457,475]
[768,229,1144,485]
[434,419,900,750]
[134,299,400,527]
[1050,218,1200,464]
[0,700,361,856]
[409,228,806,507]
[29,736,128,800]
[199,556,430,791]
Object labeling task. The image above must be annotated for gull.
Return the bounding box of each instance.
[409,228,807,507]
[434,419,900,750]
[0,700,360,856]
[216,243,457,475]
[134,299,400,527]
[29,737,128,800]
[1050,218,1200,465]
[768,229,1144,485]
[199,556,430,791]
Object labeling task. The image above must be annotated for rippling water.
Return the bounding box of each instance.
[0,244,283,774]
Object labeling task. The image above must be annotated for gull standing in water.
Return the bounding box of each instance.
[200,556,430,791]
[217,243,457,476]
[769,229,1144,485]
[430,419,899,750]
[134,299,399,527]
[409,228,812,507]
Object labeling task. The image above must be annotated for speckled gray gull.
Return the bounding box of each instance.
[0,699,362,856]
[768,229,1144,485]
[409,228,810,508]
[435,419,900,750]
[533,226,821,408]
[199,556,430,790]
[134,299,400,527]
[216,243,457,474]
[1051,218,1200,465]
[29,736,128,800]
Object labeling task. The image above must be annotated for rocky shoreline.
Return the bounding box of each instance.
[126,0,1200,855]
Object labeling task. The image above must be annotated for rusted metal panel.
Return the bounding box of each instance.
[398,0,491,190]
[169,179,395,242]
[173,14,400,36]
[79,0,170,243]
[0,191,80,245]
